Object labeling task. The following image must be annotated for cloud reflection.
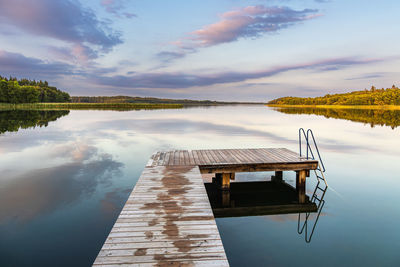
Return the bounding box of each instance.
[0,146,123,224]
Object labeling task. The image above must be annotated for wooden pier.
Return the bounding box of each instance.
[93,148,318,266]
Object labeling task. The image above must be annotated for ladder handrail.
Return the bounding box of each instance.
[298,128,326,173]
[307,129,326,173]
[298,128,308,159]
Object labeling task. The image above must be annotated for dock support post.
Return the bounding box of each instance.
[215,173,234,190]
[296,170,306,204]
[272,171,283,182]
[215,173,233,207]
[222,191,230,207]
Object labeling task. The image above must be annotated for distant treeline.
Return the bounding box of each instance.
[268,85,400,105]
[0,110,70,134]
[273,106,400,129]
[0,75,70,103]
[0,102,183,111]
[72,96,262,105]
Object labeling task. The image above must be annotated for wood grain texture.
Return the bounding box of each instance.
[150,148,317,171]
[93,165,228,267]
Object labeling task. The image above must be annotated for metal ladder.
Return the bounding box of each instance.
[297,128,328,243]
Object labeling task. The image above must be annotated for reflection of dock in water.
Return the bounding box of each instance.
[205,179,317,218]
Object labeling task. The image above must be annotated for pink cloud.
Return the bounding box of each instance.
[158,5,321,64]
[190,5,321,46]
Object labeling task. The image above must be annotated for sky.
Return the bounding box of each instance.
[0,0,399,101]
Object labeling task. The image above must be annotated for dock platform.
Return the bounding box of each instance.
[93,148,318,266]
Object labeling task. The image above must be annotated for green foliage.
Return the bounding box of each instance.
[0,110,70,134]
[268,86,400,106]
[274,106,400,129]
[0,102,183,111]
[0,75,70,103]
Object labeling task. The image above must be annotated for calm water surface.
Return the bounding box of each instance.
[1,105,399,266]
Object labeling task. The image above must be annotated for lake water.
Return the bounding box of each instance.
[1,105,399,266]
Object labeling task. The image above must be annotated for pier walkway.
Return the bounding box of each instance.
[93,148,318,266]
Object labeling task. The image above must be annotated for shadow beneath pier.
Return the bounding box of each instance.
[205,181,317,218]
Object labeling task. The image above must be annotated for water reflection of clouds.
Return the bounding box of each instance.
[90,118,295,143]
[89,117,392,155]
[0,146,124,224]
[100,188,132,218]
[49,142,98,161]
[263,212,328,223]
[0,130,72,153]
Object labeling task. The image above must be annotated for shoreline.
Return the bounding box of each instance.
[266,104,400,110]
[0,102,184,110]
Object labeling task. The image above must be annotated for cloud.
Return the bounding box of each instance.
[100,188,132,217]
[0,50,119,79]
[0,50,75,77]
[92,57,383,89]
[345,72,385,80]
[156,51,187,64]
[101,0,136,19]
[158,5,321,64]
[190,6,320,46]
[0,0,122,62]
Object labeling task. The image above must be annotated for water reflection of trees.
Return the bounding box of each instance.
[274,107,400,129]
[0,110,69,134]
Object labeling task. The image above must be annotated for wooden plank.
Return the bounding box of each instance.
[187,150,195,165]
[220,149,240,164]
[166,151,174,166]
[172,150,179,166]
[94,253,228,265]
[191,150,201,165]
[270,148,294,161]
[113,221,217,227]
[104,235,223,244]
[229,148,248,163]
[179,150,184,165]
[145,152,157,167]
[249,148,275,163]
[210,149,225,164]
[160,151,168,166]
[152,151,161,167]
[94,259,229,267]
[97,246,226,257]
[102,239,223,248]
[157,152,165,166]
[234,148,257,163]
[199,149,212,165]
[204,149,218,164]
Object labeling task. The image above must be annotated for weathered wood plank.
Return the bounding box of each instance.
[94,260,230,267]
[101,239,223,249]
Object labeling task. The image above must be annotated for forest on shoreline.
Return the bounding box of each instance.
[0,76,70,103]
[273,106,400,129]
[268,85,400,106]
[0,110,70,134]
[72,96,262,105]
[0,75,261,106]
